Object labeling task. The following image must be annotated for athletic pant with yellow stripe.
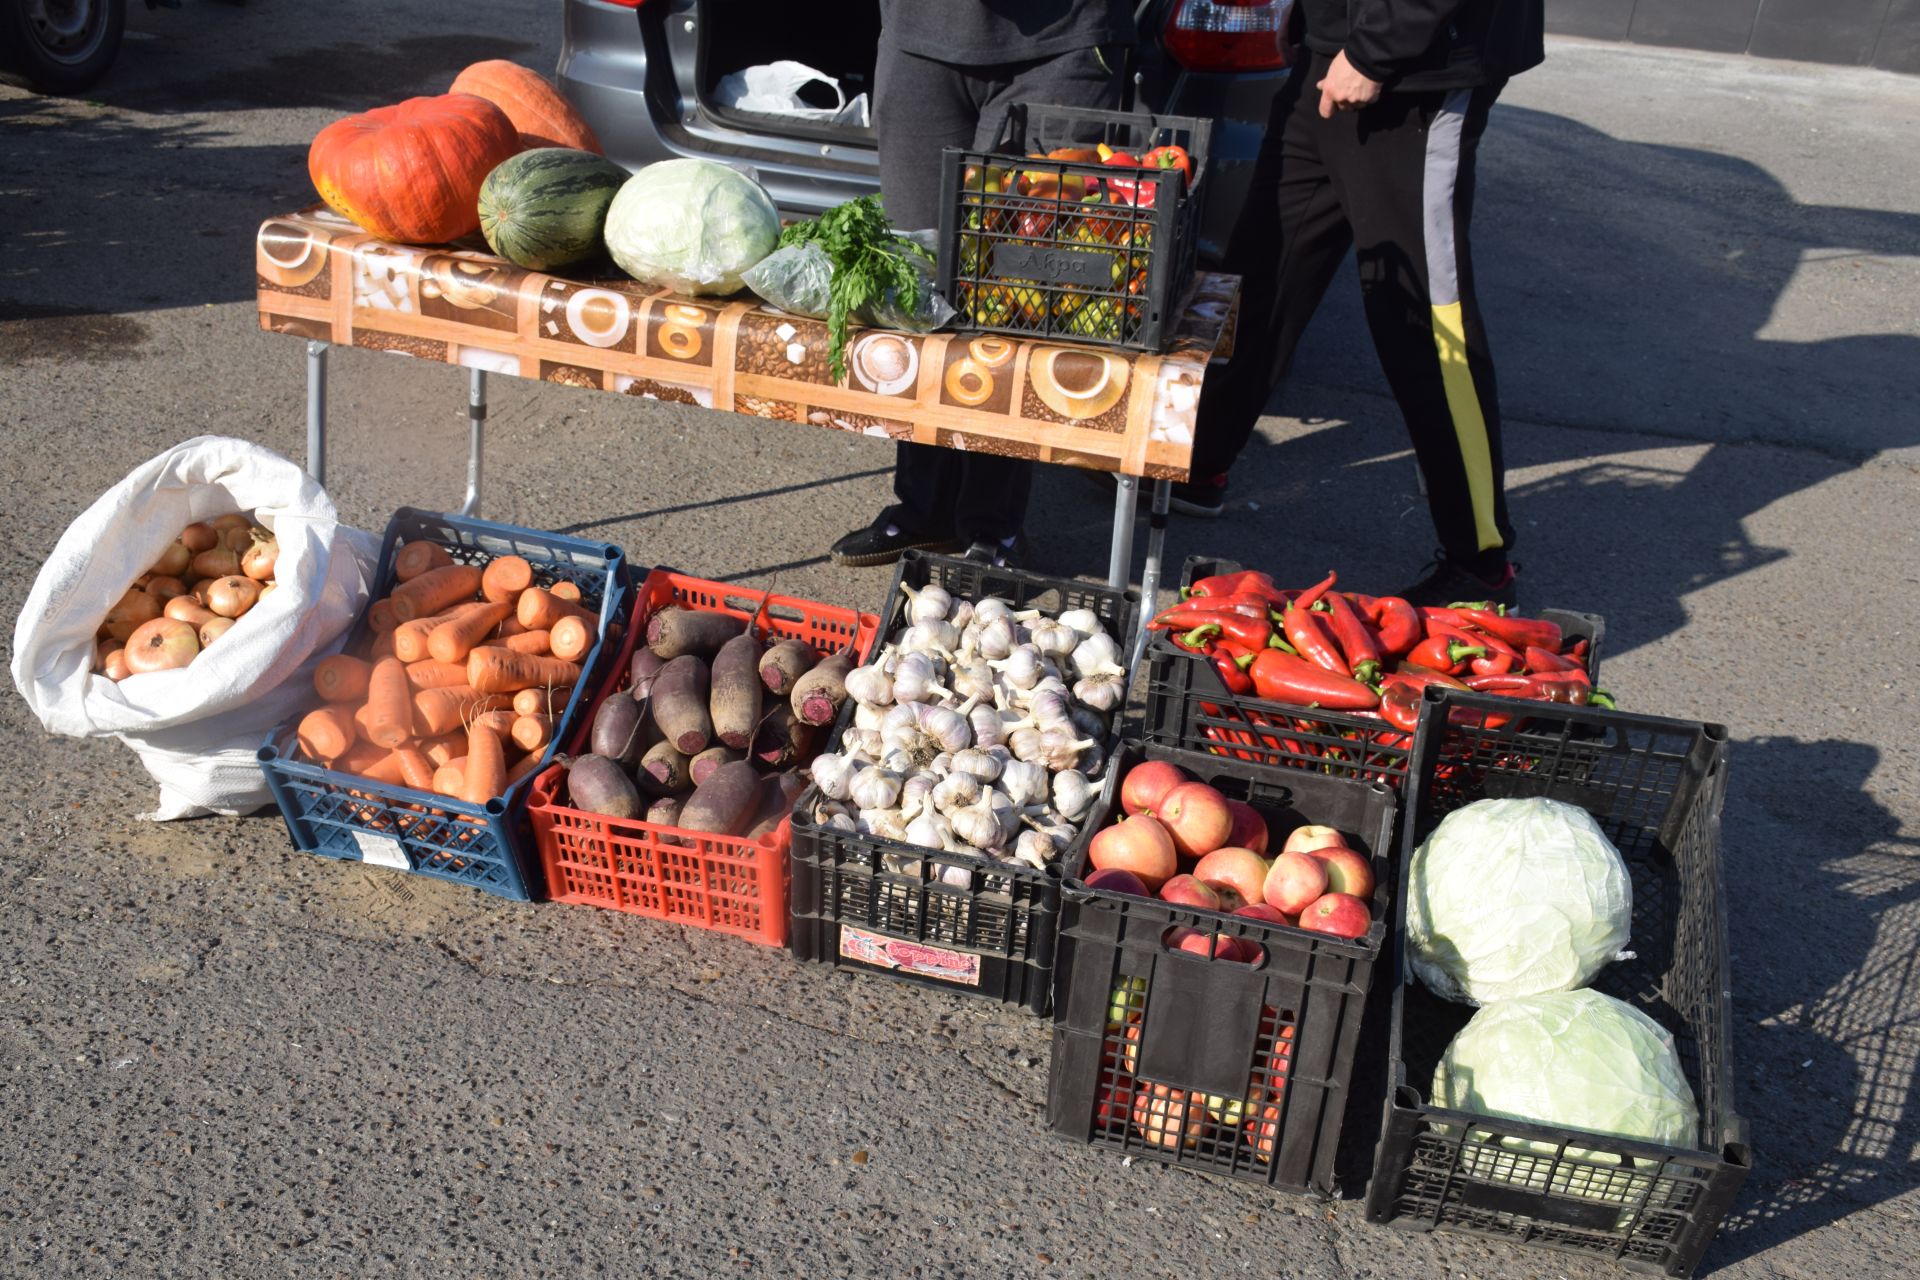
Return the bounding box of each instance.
[1196,57,1515,569]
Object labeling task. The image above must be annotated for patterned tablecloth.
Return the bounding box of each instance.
[255,207,1237,481]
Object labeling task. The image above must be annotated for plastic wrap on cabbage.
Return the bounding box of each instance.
[604,159,780,296]
[1432,989,1699,1216]
[1407,797,1631,1005]
[744,233,954,334]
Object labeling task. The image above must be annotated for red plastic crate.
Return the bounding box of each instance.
[527,570,881,946]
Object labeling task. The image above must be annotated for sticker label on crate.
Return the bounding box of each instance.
[351,830,410,872]
[990,242,1116,290]
[839,926,981,987]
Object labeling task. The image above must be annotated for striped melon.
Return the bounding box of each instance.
[477,148,629,270]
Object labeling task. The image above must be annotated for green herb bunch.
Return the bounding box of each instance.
[777,195,933,383]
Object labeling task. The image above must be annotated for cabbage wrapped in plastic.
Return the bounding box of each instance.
[1407,797,1631,1005]
[743,232,955,333]
[1432,989,1699,1212]
[604,159,780,295]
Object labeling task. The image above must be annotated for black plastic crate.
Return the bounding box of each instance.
[257,509,632,901]
[787,551,1140,1015]
[1145,556,1606,786]
[1365,689,1750,1277]
[936,103,1212,352]
[1047,739,1396,1195]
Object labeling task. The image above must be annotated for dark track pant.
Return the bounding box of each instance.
[1197,57,1515,567]
[874,34,1124,543]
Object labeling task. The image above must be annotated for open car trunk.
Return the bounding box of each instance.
[694,0,881,145]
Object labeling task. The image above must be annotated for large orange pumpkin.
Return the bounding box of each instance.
[451,60,603,154]
[308,94,521,244]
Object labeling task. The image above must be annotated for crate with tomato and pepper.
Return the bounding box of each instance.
[1143,557,1606,785]
[937,103,1210,353]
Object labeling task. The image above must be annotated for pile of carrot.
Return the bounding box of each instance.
[292,539,596,806]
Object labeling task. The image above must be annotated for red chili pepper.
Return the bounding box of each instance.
[1407,635,1486,676]
[1567,638,1591,663]
[1188,570,1289,606]
[1425,619,1519,675]
[1293,570,1338,612]
[1524,645,1577,674]
[1142,144,1193,184]
[1321,593,1383,684]
[1248,649,1380,710]
[1183,615,1273,651]
[1465,673,1533,693]
[1208,651,1254,696]
[1282,602,1349,675]
[1416,605,1472,630]
[1365,596,1422,655]
[1377,680,1423,732]
[1150,595,1273,629]
[1453,608,1563,652]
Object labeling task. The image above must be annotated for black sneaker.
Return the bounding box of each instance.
[1169,473,1228,518]
[829,516,964,568]
[961,536,1023,570]
[1395,550,1519,609]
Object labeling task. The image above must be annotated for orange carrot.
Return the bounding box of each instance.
[296,705,359,761]
[495,615,529,639]
[412,685,510,737]
[432,759,467,798]
[472,709,517,738]
[313,654,372,703]
[390,564,483,623]
[512,685,571,717]
[500,629,551,655]
[549,615,592,663]
[368,629,397,660]
[405,659,470,690]
[511,713,553,754]
[394,602,487,663]
[428,601,513,664]
[335,740,405,783]
[467,648,581,695]
[395,540,453,582]
[481,555,533,604]
[461,724,507,803]
[550,580,582,602]
[368,599,399,634]
[505,751,547,786]
[364,656,413,748]
[419,732,467,767]
[391,747,437,793]
[516,587,590,632]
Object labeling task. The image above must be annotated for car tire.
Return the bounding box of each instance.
[2,0,126,95]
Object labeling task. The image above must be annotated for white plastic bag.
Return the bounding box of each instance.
[11,436,378,820]
[716,60,870,128]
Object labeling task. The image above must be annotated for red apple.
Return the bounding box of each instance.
[1120,759,1187,817]
[1299,892,1371,939]
[1311,845,1376,900]
[1234,903,1290,926]
[1250,1101,1283,1163]
[1211,884,1247,912]
[122,616,201,674]
[1095,1076,1136,1130]
[1085,867,1149,898]
[1089,815,1178,891]
[1281,824,1348,857]
[1171,927,1257,963]
[1225,800,1269,854]
[1193,846,1270,907]
[1159,782,1234,859]
[1159,874,1222,913]
[1132,1083,1202,1149]
[1263,851,1329,915]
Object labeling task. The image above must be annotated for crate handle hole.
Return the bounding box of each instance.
[1161,925,1262,966]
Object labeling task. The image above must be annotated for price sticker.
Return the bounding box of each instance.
[351,830,410,872]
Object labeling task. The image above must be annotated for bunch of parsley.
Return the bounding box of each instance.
[777,195,933,383]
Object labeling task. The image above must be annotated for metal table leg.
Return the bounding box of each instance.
[459,368,486,517]
[1129,479,1172,675]
[305,340,329,484]
[1107,473,1138,590]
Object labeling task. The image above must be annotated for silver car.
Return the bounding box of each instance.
[557,0,1293,266]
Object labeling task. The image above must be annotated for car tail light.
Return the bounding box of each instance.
[598,0,648,8]
[1164,0,1291,72]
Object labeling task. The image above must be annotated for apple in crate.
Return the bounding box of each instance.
[1085,867,1149,897]
[1282,824,1347,857]
[1193,846,1269,907]
[1263,851,1329,916]
[1159,782,1233,858]
[1170,925,1255,962]
[1234,903,1291,926]
[1089,815,1179,891]
[1133,1083,1203,1149]
[1160,874,1222,912]
[1311,845,1376,900]
[1298,892,1371,939]
[1225,800,1269,854]
[1121,759,1187,816]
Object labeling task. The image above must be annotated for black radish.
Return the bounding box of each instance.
[590,691,649,768]
[678,760,761,835]
[758,638,815,696]
[709,631,764,749]
[645,795,684,827]
[651,654,712,755]
[566,754,642,819]
[639,738,691,794]
[630,649,666,699]
[646,607,743,660]
[790,647,856,726]
[688,745,744,787]
[743,771,808,841]
[751,705,817,769]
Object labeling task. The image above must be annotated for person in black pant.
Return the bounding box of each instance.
[828,0,1135,570]
[1194,0,1543,604]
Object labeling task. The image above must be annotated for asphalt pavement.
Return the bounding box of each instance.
[2,5,1917,1277]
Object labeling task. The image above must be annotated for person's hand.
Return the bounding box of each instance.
[1317,51,1382,119]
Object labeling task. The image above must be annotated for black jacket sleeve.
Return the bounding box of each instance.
[1343,0,1473,81]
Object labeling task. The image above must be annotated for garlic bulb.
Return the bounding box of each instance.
[899,580,952,626]
[901,619,960,656]
[900,771,936,817]
[949,657,995,703]
[1036,728,1097,773]
[1051,769,1094,821]
[948,600,974,632]
[853,701,885,733]
[1057,607,1102,639]
[1029,617,1076,657]
[968,704,1008,748]
[1026,687,1073,728]
[908,702,972,754]
[1007,726,1045,764]
[990,646,1044,690]
[931,770,983,813]
[973,597,1013,628]
[905,809,955,853]
[879,747,917,776]
[949,748,1003,782]
[999,759,1049,808]
[1070,631,1123,680]
[825,811,858,834]
[949,791,1008,851]
[890,651,940,704]
[845,664,894,707]
[1013,830,1056,869]
[810,752,856,801]
[858,807,909,841]
[1073,672,1126,713]
[974,616,1016,661]
[849,767,903,811]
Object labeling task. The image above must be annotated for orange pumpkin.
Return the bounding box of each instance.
[451,60,603,154]
[308,94,521,244]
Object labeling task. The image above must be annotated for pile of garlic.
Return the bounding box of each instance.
[807,581,1126,878]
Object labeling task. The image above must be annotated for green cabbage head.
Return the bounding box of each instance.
[605,159,779,296]
[1408,797,1631,1005]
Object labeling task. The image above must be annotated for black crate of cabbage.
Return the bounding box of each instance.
[1366,689,1751,1278]
[1047,739,1397,1195]
[1145,556,1607,786]
[787,551,1140,1015]
[936,103,1211,353]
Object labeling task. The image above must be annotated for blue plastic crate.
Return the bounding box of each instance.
[258,508,633,900]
